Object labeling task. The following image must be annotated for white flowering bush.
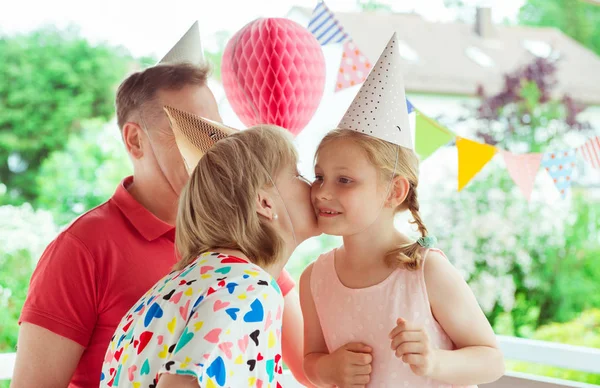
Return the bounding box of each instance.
[0,203,58,259]
[0,203,59,351]
[416,148,600,336]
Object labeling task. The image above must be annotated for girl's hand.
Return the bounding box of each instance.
[322,342,373,388]
[389,318,438,377]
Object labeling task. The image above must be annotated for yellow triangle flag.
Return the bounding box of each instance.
[457,137,497,191]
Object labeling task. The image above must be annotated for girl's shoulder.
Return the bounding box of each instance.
[421,248,451,273]
[302,248,336,278]
[316,247,336,262]
[300,247,337,292]
[421,248,469,304]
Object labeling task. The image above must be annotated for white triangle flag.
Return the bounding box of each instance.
[337,32,413,150]
[159,21,204,65]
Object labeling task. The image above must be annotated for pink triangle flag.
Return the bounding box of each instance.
[335,40,371,92]
[578,136,600,169]
[502,151,543,201]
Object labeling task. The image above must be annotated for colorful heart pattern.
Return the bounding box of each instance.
[100,252,284,387]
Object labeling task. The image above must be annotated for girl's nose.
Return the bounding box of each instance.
[313,180,332,201]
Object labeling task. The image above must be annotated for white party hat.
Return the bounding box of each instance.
[338,32,414,150]
[159,21,204,65]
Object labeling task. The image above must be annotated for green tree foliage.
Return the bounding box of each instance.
[356,0,392,12]
[35,119,131,226]
[0,26,133,203]
[518,0,600,57]
[205,51,223,81]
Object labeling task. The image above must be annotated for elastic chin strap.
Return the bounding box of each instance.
[350,145,400,236]
[266,173,298,249]
[139,114,180,200]
[227,31,299,250]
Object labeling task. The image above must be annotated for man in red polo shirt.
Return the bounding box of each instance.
[12,26,309,388]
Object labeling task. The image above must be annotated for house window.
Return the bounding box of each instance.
[523,40,553,58]
[397,40,419,62]
[465,46,494,67]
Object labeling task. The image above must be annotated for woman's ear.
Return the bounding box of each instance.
[387,176,410,208]
[256,188,276,220]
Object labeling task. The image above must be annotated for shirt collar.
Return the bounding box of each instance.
[111,176,175,241]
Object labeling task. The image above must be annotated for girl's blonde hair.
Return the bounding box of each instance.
[316,129,428,270]
[174,125,298,270]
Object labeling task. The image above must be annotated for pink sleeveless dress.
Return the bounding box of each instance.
[310,248,477,388]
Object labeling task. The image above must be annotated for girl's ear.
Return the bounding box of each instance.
[387,176,410,208]
[256,188,276,220]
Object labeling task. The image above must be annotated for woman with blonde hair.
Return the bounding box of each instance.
[100,106,318,388]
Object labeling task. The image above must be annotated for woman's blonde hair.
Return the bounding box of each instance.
[316,129,428,270]
[174,125,298,270]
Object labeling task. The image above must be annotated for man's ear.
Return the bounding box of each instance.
[387,176,410,208]
[123,122,145,159]
[256,188,276,220]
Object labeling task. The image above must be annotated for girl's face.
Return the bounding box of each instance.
[272,162,320,245]
[312,138,389,236]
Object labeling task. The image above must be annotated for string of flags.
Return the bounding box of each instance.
[308,1,371,92]
[307,1,599,201]
[412,107,599,200]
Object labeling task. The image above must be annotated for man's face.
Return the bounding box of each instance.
[142,84,222,198]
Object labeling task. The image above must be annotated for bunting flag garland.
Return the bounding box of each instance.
[502,151,543,201]
[335,40,371,92]
[414,111,455,160]
[578,136,600,169]
[307,1,371,92]
[308,1,349,45]
[457,137,498,191]
[305,0,596,198]
[541,150,577,199]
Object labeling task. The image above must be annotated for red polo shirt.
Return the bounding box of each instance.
[19,176,295,387]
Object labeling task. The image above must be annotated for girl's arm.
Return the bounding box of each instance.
[281,288,313,387]
[425,250,505,385]
[300,263,337,387]
[300,263,373,388]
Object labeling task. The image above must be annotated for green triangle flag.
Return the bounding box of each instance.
[415,112,455,160]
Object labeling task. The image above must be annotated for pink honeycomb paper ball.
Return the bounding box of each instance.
[222,18,326,136]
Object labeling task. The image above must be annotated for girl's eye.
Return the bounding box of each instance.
[339,177,352,184]
[314,175,323,182]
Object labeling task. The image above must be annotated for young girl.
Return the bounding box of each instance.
[300,34,504,388]
[100,111,318,387]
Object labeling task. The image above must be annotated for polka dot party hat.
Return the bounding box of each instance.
[163,105,239,174]
[159,21,204,65]
[338,32,414,151]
